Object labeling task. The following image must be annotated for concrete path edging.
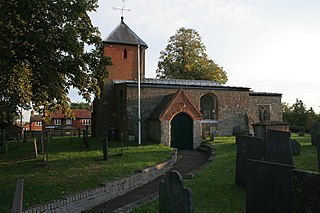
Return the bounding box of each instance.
[23,150,178,213]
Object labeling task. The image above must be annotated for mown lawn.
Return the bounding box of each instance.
[0,137,173,212]
[135,134,318,213]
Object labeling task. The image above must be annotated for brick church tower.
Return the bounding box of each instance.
[103,16,148,80]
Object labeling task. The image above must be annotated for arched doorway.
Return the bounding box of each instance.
[171,113,193,150]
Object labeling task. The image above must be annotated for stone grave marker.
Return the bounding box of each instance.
[292,170,320,213]
[290,139,301,156]
[246,159,294,213]
[264,129,293,165]
[159,170,194,213]
[317,142,320,172]
[235,135,263,187]
[310,121,320,145]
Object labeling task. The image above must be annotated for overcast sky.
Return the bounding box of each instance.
[71,0,320,112]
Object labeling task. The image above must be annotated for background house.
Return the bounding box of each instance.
[29,109,92,131]
[29,111,43,131]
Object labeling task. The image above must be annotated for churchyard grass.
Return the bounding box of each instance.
[135,134,318,213]
[0,137,172,212]
[292,133,318,171]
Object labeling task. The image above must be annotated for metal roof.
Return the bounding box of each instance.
[104,17,148,47]
[113,78,251,91]
[249,92,282,97]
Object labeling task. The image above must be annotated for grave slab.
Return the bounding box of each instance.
[235,135,263,187]
[264,129,293,165]
[292,170,320,213]
[246,159,294,213]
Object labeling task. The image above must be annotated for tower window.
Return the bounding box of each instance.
[123,48,127,59]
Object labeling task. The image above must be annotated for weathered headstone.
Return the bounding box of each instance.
[11,178,24,213]
[246,160,294,213]
[264,129,293,165]
[235,135,263,187]
[103,136,108,161]
[290,139,301,156]
[317,142,320,172]
[292,170,320,213]
[159,170,194,213]
[310,121,320,146]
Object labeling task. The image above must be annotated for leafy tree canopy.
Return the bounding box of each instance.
[156,27,228,84]
[70,102,90,110]
[282,99,320,132]
[0,0,111,127]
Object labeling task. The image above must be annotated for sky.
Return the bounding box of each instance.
[71,0,320,112]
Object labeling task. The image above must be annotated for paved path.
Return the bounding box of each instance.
[84,150,209,213]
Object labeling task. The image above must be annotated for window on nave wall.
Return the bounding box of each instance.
[200,94,218,120]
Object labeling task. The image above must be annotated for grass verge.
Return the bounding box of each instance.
[135,134,318,213]
[0,137,172,212]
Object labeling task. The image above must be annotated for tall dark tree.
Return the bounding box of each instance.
[282,99,320,132]
[0,0,111,127]
[156,27,227,84]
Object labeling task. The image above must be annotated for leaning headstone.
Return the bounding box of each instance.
[159,170,194,213]
[290,139,301,156]
[264,129,293,165]
[292,170,320,212]
[235,135,263,187]
[246,159,294,213]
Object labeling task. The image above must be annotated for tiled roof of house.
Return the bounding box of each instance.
[30,114,42,122]
[52,109,91,119]
[104,17,147,47]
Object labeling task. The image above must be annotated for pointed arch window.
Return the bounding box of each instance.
[123,48,127,59]
[200,94,218,120]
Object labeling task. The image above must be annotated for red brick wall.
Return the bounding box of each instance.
[30,122,43,131]
[103,43,146,80]
[47,118,91,130]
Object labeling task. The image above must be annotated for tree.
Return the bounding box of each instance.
[0,0,111,127]
[70,102,90,110]
[156,27,227,84]
[282,99,320,132]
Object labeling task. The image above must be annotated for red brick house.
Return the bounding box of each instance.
[29,111,43,131]
[29,109,92,131]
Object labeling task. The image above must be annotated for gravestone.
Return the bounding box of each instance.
[159,170,194,213]
[292,170,320,213]
[317,142,320,172]
[310,121,320,145]
[246,159,294,213]
[264,129,293,165]
[235,135,263,187]
[11,178,24,213]
[290,139,301,156]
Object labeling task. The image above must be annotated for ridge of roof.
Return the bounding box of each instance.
[104,17,147,47]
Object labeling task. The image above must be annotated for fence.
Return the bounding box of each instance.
[23,128,91,142]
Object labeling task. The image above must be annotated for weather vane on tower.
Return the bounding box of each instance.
[113,0,130,20]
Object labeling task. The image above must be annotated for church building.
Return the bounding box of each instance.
[92,17,283,150]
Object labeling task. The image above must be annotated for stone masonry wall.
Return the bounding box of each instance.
[23,150,177,213]
[94,84,283,142]
[248,95,282,123]
[126,86,251,137]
